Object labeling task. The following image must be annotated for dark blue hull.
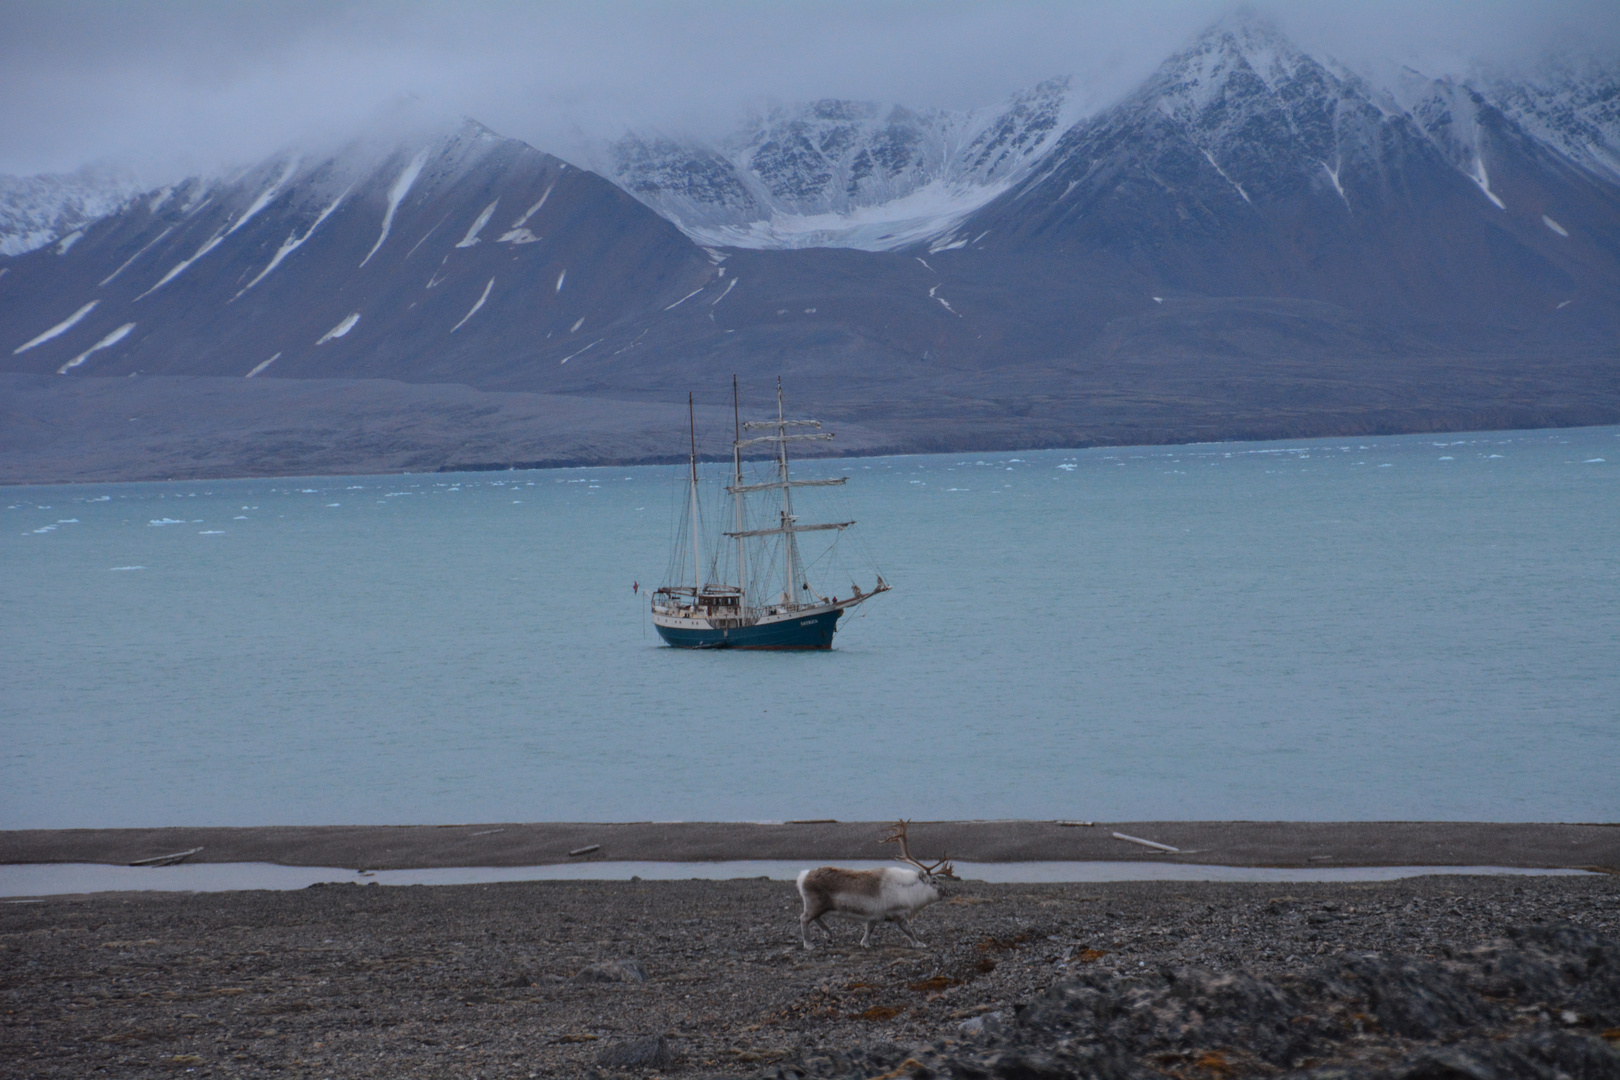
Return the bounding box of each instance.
[654,608,843,650]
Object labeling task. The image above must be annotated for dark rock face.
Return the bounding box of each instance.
[766,925,1620,1079]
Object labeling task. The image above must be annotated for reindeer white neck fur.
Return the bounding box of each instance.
[796,820,956,950]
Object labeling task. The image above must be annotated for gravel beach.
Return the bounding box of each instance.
[3,873,1617,1078]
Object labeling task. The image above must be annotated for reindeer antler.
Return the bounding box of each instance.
[880,819,956,878]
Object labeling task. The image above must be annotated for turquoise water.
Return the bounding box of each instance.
[4,427,1617,827]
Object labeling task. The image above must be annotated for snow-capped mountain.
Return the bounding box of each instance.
[0,167,143,256]
[0,117,709,389]
[1473,57,1620,185]
[595,78,1086,250]
[4,15,1618,483]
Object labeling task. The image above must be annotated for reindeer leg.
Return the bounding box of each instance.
[859,919,876,948]
[894,915,926,948]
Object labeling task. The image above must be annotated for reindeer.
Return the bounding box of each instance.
[796,820,957,950]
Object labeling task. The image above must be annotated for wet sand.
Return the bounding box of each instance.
[2,873,1616,1078]
[4,820,1618,873]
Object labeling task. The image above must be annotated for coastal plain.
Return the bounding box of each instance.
[3,873,1617,1078]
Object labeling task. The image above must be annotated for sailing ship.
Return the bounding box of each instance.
[650,378,889,649]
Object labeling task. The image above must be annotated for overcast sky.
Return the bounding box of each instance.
[2,0,1617,181]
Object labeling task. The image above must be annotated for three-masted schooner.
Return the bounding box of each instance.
[650,379,889,649]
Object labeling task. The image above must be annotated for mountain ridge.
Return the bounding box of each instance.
[2,15,1617,484]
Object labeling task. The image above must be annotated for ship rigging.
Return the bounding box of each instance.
[650,378,888,649]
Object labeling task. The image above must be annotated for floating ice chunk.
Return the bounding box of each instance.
[234,185,351,299]
[317,313,360,344]
[326,503,340,507]
[32,525,56,533]
[14,301,98,354]
[57,518,79,523]
[454,200,499,247]
[58,323,134,373]
[360,149,429,267]
[1542,215,1569,237]
[1379,463,1393,468]
[148,518,185,526]
[55,230,84,254]
[198,530,225,535]
[245,352,281,378]
[1438,456,1454,460]
[88,495,110,502]
[109,566,145,571]
[234,515,247,520]
[451,278,494,333]
[1585,458,1605,463]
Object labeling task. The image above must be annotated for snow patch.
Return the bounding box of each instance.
[55,230,84,254]
[1542,215,1569,237]
[317,313,360,343]
[558,339,600,364]
[710,276,738,305]
[511,185,553,228]
[1203,150,1251,203]
[245,352,281,378]
[451,279,494,332]
[455,199,499,247]
[496,228,540,244]
[663,286,705,310]
[1320,160,1349,208]
[360,149,429,268]
[1469,157,1506,209]
[13,301,97,354]
[136,233,225,299]
[233,185,351,300]
[569,316,585,332]
[225,159,298,237]
[555,269,566,292]
[57,322,134,373]
[99,226,173,286]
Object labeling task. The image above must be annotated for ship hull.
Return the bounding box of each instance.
[653,607,844,650]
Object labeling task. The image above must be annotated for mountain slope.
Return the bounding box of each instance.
[1,120,714,388]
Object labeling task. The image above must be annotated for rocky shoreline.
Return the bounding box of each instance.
[3,873,1616,1078]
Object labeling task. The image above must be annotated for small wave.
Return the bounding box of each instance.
[198,530,225,535]
[109,566,145,572]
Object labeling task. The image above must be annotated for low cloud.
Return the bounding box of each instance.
[2,0,1616,181]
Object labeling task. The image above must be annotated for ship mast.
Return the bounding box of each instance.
[726,377,852,611]
[778,379,797,606]
[733,375,745,608]
[688,392,701,593]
